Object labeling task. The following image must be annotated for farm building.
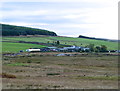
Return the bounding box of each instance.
[116,50,120,53]
[40,47,58,52]
[40,47,50,52]
[62,46,90,52]
[81,48,90,51]
[26,48,41,52]
[25,46,91,52]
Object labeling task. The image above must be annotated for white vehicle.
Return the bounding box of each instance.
[26,49,41,52]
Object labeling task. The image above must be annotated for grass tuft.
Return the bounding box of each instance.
[1,73,16,78]
[46,73,60,76]
[75,76,119,80]
[7,62,29,66]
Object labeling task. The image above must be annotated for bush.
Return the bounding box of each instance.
[46,73,60,76]
[2,73,16,78]
[27,60,32,63]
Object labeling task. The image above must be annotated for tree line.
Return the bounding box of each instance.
[78,35,109,41]
[85,44,108,52]
[1,24,57,36]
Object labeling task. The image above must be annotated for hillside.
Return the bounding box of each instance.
[2,36,119,53]
[78,35,118,42]
[1,24,57,36]
[1,24,119,53]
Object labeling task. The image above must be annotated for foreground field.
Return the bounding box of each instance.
[2,53,119,89]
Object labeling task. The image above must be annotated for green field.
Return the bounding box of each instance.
[2,36,118,53]
[49,37,118,50]
[2,42,47,53]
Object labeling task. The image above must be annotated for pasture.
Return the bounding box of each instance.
[2,42,47,53]
[2,36,118,52]
[2,53,119,89]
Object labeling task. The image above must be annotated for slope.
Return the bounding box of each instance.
[1,24,57,36]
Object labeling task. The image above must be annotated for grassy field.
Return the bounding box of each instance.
[2,54,118,89]
[2,36,119,53]
[2,42,47,53]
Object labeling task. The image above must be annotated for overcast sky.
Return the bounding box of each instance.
[1,0,119,39]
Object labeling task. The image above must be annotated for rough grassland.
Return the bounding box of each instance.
[2,54,118,89]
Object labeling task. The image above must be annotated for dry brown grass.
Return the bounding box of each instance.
[2,54,118,89]
[1,73,16,78]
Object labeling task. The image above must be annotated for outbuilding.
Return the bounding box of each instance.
[26,48,41,52]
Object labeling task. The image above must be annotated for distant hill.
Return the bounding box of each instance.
[78,35,118,42]
[1,23,57,36]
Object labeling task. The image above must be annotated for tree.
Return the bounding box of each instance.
[95,46,101,52]
[56,41,60,45]
[47,41,50,44]
[2,24,57,36]
[100,45,107,52]
[87,44,95,52]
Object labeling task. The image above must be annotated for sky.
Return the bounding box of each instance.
[0,0,119,39]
